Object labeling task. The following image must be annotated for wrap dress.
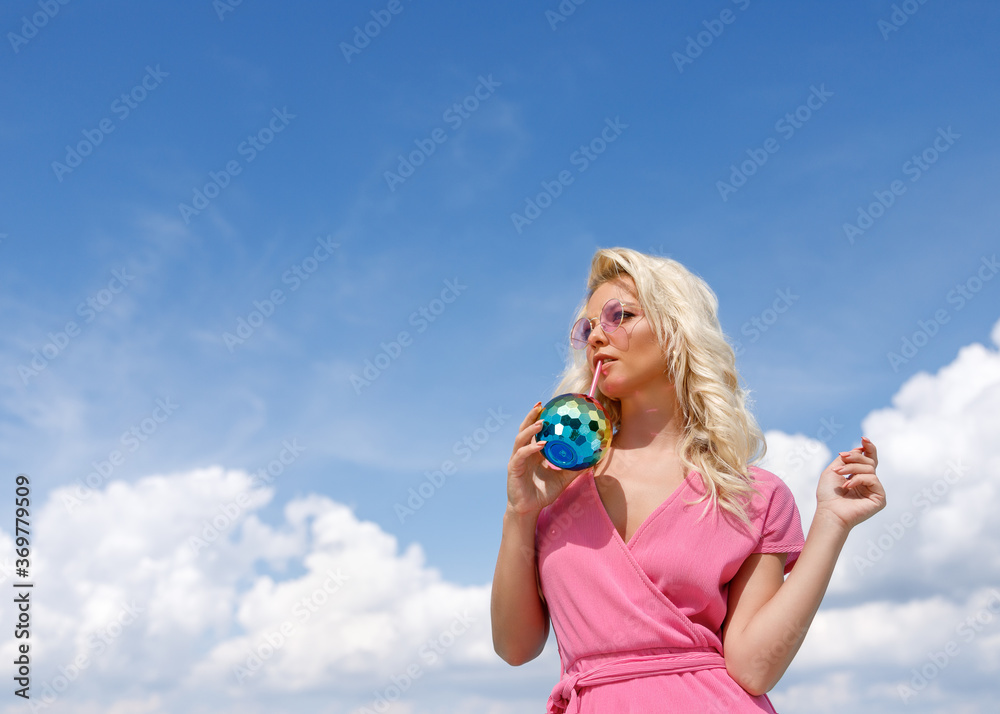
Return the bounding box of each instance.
[535,465,805,713]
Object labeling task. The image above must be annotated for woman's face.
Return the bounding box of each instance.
[583,277,671,399]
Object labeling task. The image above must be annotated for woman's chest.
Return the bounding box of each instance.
[592,456,689,545]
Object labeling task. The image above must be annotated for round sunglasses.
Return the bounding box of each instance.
[570,298,642,349]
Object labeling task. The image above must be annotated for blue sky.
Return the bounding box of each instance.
[2,1,999,712]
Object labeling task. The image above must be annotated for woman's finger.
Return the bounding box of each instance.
[834,463,876,478]
[840,472,886,498]
[516,402,543,432]
[861,436,879,467]
[511,438,546,469]
[511,419,544,454]
[838,451,875,467]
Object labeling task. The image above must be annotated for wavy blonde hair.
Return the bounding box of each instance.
[551,247,766,526]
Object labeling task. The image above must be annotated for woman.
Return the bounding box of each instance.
[490,247,885,713]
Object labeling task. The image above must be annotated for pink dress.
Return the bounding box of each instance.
[535,465,805,713]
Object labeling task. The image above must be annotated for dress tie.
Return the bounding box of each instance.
[546,649,727,714]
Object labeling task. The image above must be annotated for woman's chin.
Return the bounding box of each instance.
[598,377,625,399]
[599,373,670,401]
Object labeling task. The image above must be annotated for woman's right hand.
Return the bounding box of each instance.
[506,402,589,517]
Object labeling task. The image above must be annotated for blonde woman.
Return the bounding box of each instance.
[491,247,885,713]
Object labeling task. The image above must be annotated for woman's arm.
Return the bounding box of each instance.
[492,402,582,666]
[721,513,848,695]
[722,439,885,695]
[490,506,550,666]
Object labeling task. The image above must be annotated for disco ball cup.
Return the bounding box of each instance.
[534,393,612,470]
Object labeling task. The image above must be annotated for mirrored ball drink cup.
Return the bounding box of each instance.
[534,392,612,470]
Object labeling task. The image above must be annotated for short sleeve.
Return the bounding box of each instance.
[750,468,805,575]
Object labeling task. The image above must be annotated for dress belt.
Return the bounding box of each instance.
[546,649,727,714]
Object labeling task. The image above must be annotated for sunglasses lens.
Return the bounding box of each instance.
[571,299,629,349]
[601,299,624,333]
[570,317,590,348]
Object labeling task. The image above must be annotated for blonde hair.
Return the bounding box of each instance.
[551,247,766,526]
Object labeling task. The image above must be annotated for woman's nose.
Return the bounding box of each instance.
[588,322,608,347]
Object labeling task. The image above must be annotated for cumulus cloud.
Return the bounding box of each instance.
[0,466,505,714]
[758,317,1000,712]
[761,319,1000,594]
[836,325,1000,599]
[773,587,1000,713]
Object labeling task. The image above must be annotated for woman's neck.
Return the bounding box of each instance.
[611,382,685,454]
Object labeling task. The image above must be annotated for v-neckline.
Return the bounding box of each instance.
[588,468,693,549]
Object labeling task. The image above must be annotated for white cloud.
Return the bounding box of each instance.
[759,318,1000,597]
[838,324,1000,595]
[0,466,506,713]
[759,317,1000,710]
[793,589,1000,669]
[773,588,1000,713]
[770,671,876,714]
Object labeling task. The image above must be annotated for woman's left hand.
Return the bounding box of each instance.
[815,436,886,531]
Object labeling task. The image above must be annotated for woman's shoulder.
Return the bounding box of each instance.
[747,464,792,490]
[745,465,805,564]
[745,464,798,509]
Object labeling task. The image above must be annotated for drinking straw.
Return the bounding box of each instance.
[588,360,602,398]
